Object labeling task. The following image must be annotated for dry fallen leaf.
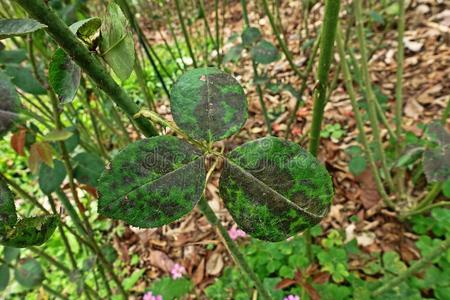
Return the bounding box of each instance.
[206,252,224,276]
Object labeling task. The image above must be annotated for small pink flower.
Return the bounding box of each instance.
[284,295,300,300]
[228,225,247,240]
[170,263,186,279]
[143,292,163,300]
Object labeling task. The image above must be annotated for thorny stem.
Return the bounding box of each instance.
[336,25,393,208]
[306,0,340,263]
[261,0,304,79]
[372,237,450,296]
[354,0,394,191]
[15,0,158,137]
[285,35,320,139]
[174,0,198,67]
[240,0,272,135]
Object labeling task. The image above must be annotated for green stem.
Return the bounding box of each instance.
[285,35,320,139]
[336,25,393,207]
[354,0,394,191]
[372,237,450,296]
[261,0,304,79]
[442,96,450,124]
[15,0,158,137]
[240,0,272,135]
[174,0,198,67]
[198,198,272,300]
[308,0,340,156]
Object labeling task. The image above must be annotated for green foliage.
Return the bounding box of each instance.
[0,264,8,292]
[72,152,104,187]
[0,179,17,235]
[320,123,346,142]
[4,64,46,95]
[0,19,46,39]
[14,258,44,288]
[99,3,135,81]
[149,276,193,299]
[49,48,81,104]
[0,71,21,137]
[38,159,66,195]
[69,17,101,46]
[220,136,333,241]
[241,27,262,46]
[170,67,248,141]
[423,123,450,183]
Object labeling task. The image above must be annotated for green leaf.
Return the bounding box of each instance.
[150,276,193,299]
[99,3,135,81]
[14,258,44,288]
[0,264,9,291]
[0,19,47,40]
[0,178,17,235]
[73,152,104,187]
[38,160,66,195]
[349,156,366,176]
[0,49,27,64]
[170,67,248,141]
[223,43,244,63]
[250,40,280,64]
[382,251,407,275]
[395,147,424,168]
[4,64,46,95]
[49,48,81,104]
[219,136,333,241]
[98,136,206,228]
[43,128,74,141]
[241,27,261,46]
[69,17,101,44]
[123,269,145,291]
[3,247,20,263]
[1,215,59,248]
[0,71,21,137]
[443,179,450,198]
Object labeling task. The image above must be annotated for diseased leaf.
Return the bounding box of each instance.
[38,160,66,195]
[219,136,333,241]
[0,71,20,137]
[49,48,81,104]
[43,128,74,142]
[98,136,206,228]
[0,19,47,40]
[0,49,27,64]
[0,178,17,235]
[28,142,54,173]
[73,152,104,187]
[0,264,9,291]
[99,3,135,81]
[170,67,248,142]
[241,27,261,45]
[1,215,59,248]
[424,146,450,183]
[250,40,280,64]
[4,64,46,95]
[14,258,44,288]
[424,123,450,183]
[69,17,101,44]
[223,43,244,64]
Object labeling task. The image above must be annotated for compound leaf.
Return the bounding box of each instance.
[170,67,248,141]
[0,178,17,235]
[98,136,206,228]
[73,152,104,187]
[49,48,81,104]
[219,136,333,241]
[14,258,44,288]
[99,3,135,81]
[1,215,59,248]
[38,160,66,195]
[250,40,280,64]
[0,19,46,40]
[241,27,261,46]
[0,71,20,137]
